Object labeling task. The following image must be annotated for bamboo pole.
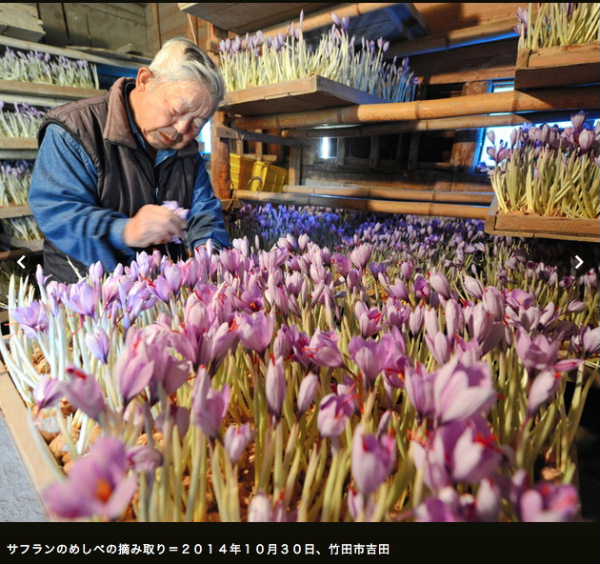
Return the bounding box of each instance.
[261,3,398,38]
[232,87,600,130]
[285,111,588,139]
[235,190,489,220]
[305,178,492,192]
[284,184,495,204]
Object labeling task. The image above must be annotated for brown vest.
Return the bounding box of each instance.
[38,77,199,283]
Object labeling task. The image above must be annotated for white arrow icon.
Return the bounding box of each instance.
[574,255,583,269]
[17,255,25,269]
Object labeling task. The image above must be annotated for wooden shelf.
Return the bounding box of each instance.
[0,138,37,150]
[178,3,336,34]
[0,205,32,219]
[284,184,495,204]
[0,247,41,261]
[221,75,388,117]
[485,197,600,243]
[515,42,600,90]
[0,79,105,108]
[0,237,43,254]
[236,189,489,220]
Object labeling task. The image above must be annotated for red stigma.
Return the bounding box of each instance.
[66,367,88,380]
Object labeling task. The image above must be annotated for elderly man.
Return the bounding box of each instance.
[29,38,231,283]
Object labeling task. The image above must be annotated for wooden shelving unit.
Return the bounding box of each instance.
[515,41,600,90]
[485,197,600,243]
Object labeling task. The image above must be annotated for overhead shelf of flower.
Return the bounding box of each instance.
[484,112,600,243]
[514,4,600,90]
[219,17,419,117]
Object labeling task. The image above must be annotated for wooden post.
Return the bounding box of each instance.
[288,146,303,186]
[408,132,421,171]
[450,81,489,171]
[335,138,346,168]
[210,110,231,199]
[368,136,380,170]
[254,129,263,161]
[266,128,284,162]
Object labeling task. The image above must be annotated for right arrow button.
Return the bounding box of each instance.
[574,255,584,269]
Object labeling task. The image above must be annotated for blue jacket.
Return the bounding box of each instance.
[29,91,230,273]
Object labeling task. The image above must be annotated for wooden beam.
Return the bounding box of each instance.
[288,146,303,186]
[0,138,37,150]
[0,79,104,100]
[261,3,399,38]
[0,34,144,69]
[285,112,583,138]
[233,87,600,130]
[210,111,232,200]
[284,184,495,203]
[236,189,490,219]
[216,126,307,147]
[0,205,32,220]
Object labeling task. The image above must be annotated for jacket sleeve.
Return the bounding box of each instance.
[186,157,232,252]
[28,124,135,270]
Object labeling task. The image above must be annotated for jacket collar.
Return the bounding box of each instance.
[103,76,200,158]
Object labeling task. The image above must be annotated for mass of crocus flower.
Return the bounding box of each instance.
[1,203,598,523]
[218,11,419,103]
[0,47,99,89]
[0,160,32,207]
[0,102,47,138]
[516,3,600,50]
[488,112,600,219]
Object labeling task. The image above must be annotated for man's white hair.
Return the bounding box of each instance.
[149,38,225,103]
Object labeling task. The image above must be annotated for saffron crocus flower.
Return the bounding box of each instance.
[63,367,107,421]
[520,483,580,522]
[64,281,99,317]
[349,243,373,270]
[348,337,386,385]
[115,331,155,405]
[156,405,190,438]
[347,487,376,521]
[429,272,451,299]
[476,478,502,522]
[408,306,424,335]
[317,392,355,438]
[405,362,435,419]
[265,356,286,418]
[307,330,344,368]
[238,311,275,354]
[414,488,463,522]
[33,376,63,410]
[191,367,231,438]
[127,445,163,473]
[355,301,383,337]
[43,437,137,520]
[433,354,496,424]
[516,331,581,374]
[463,275,483,299]
[582,327,600,356]
[351,424,396,495]
[248,493,273,522]
[85,329,110,364]
[224,423,254,464]
[297,372,319,414]
[425,332,452,365]
[11,301,48,337]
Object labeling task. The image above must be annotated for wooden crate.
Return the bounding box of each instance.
[485,197,600,242]
[221,75,388,116]
[0,366,62,514]
[515,41,600,90]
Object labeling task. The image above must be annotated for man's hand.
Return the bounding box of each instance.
[123,204,187,248]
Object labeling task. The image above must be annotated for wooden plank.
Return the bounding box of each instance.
[450,81,487,170]
[0,372,62,508]
[178,3,335,34]
[515,42,600,90]
[0,3,45,42]
[0,237,44,253]
[0,205,32,219]
[0,149,37,159]
[210,111,231,200]
[0,34,144,70]
[307,178,492,192]
[494,214,600,238]
[221,75,388,117]
[0,80,104,100]
[236,189,490,219]
[216,126,307,148]
[0,138,37,150]
[285,184,495,203]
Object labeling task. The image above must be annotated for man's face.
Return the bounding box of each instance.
[133,74,216,151]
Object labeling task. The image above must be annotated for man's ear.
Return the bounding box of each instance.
[136,67,155,92]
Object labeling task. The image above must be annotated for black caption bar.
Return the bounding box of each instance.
[0,523,598,564]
